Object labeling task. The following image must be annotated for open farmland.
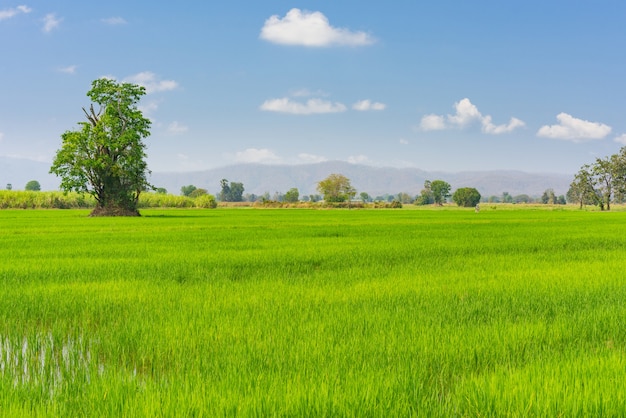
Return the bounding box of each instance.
[0,207,625,416]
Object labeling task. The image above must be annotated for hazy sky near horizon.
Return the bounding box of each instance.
[1,1,625,174]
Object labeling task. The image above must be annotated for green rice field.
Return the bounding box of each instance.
[1,207,625,416]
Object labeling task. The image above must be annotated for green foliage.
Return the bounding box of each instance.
[25,180,41,191]
[188,188,208,198]
[219,179,244,202]
[571,147,626,210]
[317,173,356,202]
[50,78,151,216]
[284,188,299,203]
[359,192,371,203]
[415,180,434,205]
[0,191,95,209]
[431,180,451,205]
[180,185,197,196]
[452,187,481,207]
[155,187,168,194]
[0,209,626,415]
[193,194,217,208]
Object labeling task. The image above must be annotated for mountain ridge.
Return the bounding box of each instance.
[150,161,572,198]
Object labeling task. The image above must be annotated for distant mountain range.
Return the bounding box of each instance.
[149,161,572,198]
[1,157,572,198]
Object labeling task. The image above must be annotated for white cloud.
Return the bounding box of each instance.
[482,115,525,134]
[42,13,61,33]
[0,132,3,142]
[123,72,178,94]
[167,121,188,135]
[58,65,77,74]
[0,5,31,20]
[537,113,611,142]
[298,153,327,163]
[347,154,371,164]
[399,138,409,145]
[353,99,386,111]
[420,98,525,135]
[420,114,446,130]
[260,8,374,47]
[614,134,626,145]
[138,100,160,117]
[447,98,482,127]
[260,97,347,115]
[102,17,127,25]
[235,148,282,164]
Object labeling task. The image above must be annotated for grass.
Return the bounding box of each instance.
[0,207,625,416]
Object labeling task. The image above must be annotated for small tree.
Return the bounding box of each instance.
[50,78,151,216]
[25,180,41,191]
[284,188,299,203]
[181,185,197,196]
[452,187,481,207]
[230,182,244,202]
[219,179,244,202]
[317,173,356,202]
[5,183,12,191]
[359,192,371,203]
[155,187,167,194]
[415,181,435,205]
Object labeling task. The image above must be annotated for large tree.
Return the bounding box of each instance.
[317,173,356,202]
[50,79,151,216]
[430,180,451,205]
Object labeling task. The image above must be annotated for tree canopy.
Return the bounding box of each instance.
[25,180,41,191]
[317,174,356,202]
[568,147,626,210]
[50,78,151,216]
[452,187,481,207]
[219,179,244,202]
[431,180,451,205]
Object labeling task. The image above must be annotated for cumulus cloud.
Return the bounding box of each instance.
[352,99,386,111]
[42,13,61,33]
[102,17,127,25]
[482,115,525,134]
[420,98,525,134]
[537,113,612,142]
[298,153,328,163]
[167,121,188,135]
[420,114,446,131]
[235,148,282,164]
[260,8,374,47]
[58,65,77,74]
[0,132,3,142]
[399,138,409,145]
[614,134,626,145]
[260,98,347,115]
[0,5,31,21]
[123,72,178,94]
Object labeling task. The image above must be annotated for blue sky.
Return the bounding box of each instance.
[1,1,625,174]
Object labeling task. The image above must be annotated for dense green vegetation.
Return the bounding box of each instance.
[1,208,625,416]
